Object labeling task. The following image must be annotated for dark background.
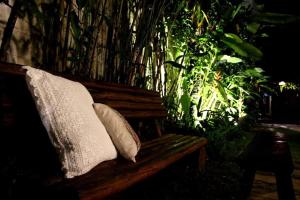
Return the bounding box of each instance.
[259,0,300,83]
[258,0,300,123]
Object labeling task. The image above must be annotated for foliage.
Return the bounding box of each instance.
[278,81,300,92]
[164,0,271,132]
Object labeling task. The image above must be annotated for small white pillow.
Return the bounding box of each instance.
[23,66,117,178]
[93,103,141,162]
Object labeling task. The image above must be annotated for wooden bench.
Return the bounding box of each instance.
[0,62,208,200]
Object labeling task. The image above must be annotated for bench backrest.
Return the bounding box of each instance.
[83,82,167,119]
[0,62,167,118]
[0,62,167,181]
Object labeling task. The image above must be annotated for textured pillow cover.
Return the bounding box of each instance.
[93,103,141,162]
[23,66,117,178]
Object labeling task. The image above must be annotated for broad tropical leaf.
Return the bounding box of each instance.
[221,33,263,60]
[219,55,243,63]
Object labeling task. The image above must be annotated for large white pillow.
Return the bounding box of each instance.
[23,66,117,178]
[93,103,141,162]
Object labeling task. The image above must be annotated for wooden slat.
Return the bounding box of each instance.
[62,135,195,186]
[139,135,189,156]
[97,101,164,111]
[0,63,114,95]
[82,81,160,97]
[0,62,26,76]
[0,62,161,102]
[141,134,177,149]
[119,110,167,119]
[63,134,207,200]
[65,135,201,184]
[91,92,162,104]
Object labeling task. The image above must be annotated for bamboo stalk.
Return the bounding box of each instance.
[0,0,22,61]
[61,0,72,71]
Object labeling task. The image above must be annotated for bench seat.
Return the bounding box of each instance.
[55,134,207,200]
[0,62,207,200]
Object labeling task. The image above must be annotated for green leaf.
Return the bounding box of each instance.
[180,79,191,121]
[231,4,242,20]
[180,93,191,116]
[254,67,264,73]
[242,43,263,60]
[216,80,229,105]
[221,33,263,60]
[261,33,269,37]
[244,68,264,77]
[256,4,265,11]
[224,33,243,43]
[222,39,248,57]
[222,7,236,20]
[70,11,81,40]
[253,12,300,24]
[246,22,260,34]
[219,55,243,63]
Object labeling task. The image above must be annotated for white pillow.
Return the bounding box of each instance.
[93,103,141,162]
[23,66,117,178]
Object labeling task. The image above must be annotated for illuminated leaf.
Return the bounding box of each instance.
[219,55,243,63]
